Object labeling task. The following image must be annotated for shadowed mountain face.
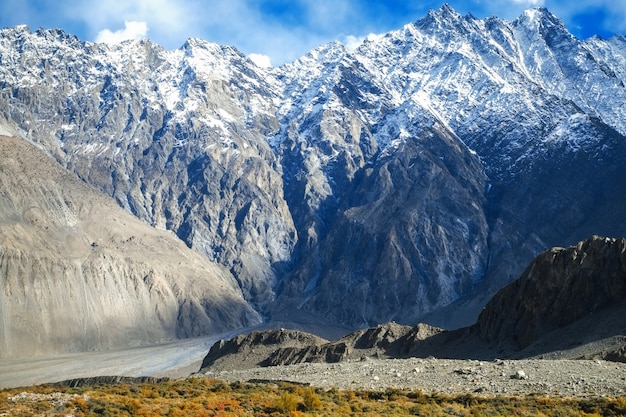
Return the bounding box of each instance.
[1,5,626,339]
[199,237,626,370]
[476,236,626,349]
[0,136,260,358]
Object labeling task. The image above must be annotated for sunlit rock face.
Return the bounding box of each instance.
[1,4,626,336]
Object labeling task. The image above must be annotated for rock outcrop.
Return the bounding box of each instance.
[200,328,328,371]
[263,322,445,366]
[605,345,626,363]
[200,322,443,371]
[475,236,626,349]
[0,135,260,358]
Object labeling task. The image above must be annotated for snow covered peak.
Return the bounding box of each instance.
[0,24,30,38]
[0,25,86,54]
[417,3,475,34]
[34,27,81,44]
[180,37,243,63]
[277,41,347,93]
[516,7,563,27]
[513,7,575,46]
[437,3,462,19]
[423,3,462,22]
[182,37,222,53]
[298,41,347,66]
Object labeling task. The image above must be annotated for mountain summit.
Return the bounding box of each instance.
[0,5,625,354]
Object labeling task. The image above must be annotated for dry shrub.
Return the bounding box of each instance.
[276,392,299,412]
[303,387,322,411]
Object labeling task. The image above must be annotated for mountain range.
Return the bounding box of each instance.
[1,5,625,356]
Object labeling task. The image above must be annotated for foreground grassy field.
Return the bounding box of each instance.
[2,377,625,416]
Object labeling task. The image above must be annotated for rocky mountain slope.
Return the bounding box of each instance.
[199,236,626,370]
[0,134,260,358]
[1,5,625,335]
[475,236,626,350]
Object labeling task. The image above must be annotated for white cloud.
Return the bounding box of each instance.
[67,0,193,47]
[343,33,384,51]
[366,33,385,43]
[512,0,545,6]
[95,21,148,44]
[344,35,365,51]
[248,53,272,68]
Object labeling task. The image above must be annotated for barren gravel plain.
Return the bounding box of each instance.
[203,358,626,398]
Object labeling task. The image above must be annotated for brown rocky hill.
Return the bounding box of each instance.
[200,322,443,371]
[200,328,329,371]
[0,135,260,358]
[475,236,626,349]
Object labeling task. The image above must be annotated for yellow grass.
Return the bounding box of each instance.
[1,377,625,416]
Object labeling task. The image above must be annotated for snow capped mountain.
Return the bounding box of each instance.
[1,4,625,338]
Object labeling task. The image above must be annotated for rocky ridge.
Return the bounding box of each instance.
[201,322,445,371]
[476,236,626,349]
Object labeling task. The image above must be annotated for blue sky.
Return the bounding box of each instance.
[0,0,623,66]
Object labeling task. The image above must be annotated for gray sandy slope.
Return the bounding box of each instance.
[0,135,260,358]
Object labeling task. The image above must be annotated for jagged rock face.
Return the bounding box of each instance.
[0,30,295,309]
[476,236,626,349]
[276,123,489,326]
[1,5,626,331]
[0,136,260,358]
[605,346,626,363]
[264,322,418,366]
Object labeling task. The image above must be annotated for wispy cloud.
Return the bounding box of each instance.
[344,35,365,51]
[64,0,195,46]
[95,21,148,44]
[512,0,545,6]
[343,33,385,51]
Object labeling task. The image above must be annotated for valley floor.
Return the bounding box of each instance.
[204,357,626,398]
[2,326,626,398]
[0,332,234,389]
